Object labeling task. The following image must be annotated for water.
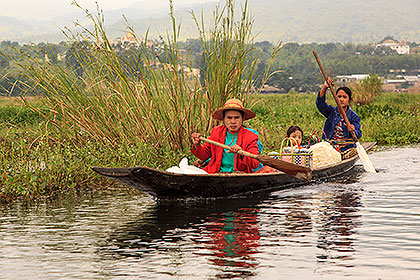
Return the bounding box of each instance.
[1,146,420,280]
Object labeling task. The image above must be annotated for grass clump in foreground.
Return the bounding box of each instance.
[0,96,188,202]
[0,0,280,203]
[0,129,182,203]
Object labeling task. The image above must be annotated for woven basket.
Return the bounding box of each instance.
[271,138,312,168]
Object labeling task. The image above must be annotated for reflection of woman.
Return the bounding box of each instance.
[316,190,362,262]
[205,208,260,271]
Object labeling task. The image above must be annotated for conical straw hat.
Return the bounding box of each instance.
[212,98,256,121]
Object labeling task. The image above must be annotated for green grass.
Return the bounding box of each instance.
[0,128,187,203]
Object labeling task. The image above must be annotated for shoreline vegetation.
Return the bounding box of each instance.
[1,1,419,203]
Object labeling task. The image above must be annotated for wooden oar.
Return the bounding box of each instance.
[199,136,312,182]
[312,51,376,173]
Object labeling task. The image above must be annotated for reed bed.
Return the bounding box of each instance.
[6,0,278,151]
[0,0,280,202]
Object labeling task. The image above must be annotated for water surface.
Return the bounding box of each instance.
[1,146,419,279]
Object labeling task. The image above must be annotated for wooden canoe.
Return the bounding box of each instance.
[92,142,376,200]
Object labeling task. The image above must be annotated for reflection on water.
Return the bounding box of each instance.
[100,178,365,279]
[100,197,266,279]
[315,190,362,264]
[1,146,420,279]
[198,208,260,278]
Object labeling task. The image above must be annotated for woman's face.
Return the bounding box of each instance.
[337,89,350,108]
[289,130,302,145]
[223,110,243,133]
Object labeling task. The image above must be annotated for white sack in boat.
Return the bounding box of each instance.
[166,158,208,174]
[309,142,341,168]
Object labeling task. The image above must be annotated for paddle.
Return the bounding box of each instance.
[312,51,376,173]
[199,136,312,182]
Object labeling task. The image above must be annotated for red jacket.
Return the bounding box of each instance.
[192,125,260,174]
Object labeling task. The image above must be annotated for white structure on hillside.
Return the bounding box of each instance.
[335,74,369,84]
[376,39,410,55]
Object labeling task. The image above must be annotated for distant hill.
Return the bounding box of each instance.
[2,0,420,43]
[249,0,420,43]
[0,16,55,40]
[0,0,172,43]
[104,0,420,43]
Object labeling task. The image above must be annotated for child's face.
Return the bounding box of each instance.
[290,130,302,145]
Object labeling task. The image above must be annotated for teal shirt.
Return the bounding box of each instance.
[244,127,263,172]
[220,131,237,172]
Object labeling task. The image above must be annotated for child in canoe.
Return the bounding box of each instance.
[282,125,312,154]
[316,77,362,152]
[286,125,303,148]
[255,125,309,173]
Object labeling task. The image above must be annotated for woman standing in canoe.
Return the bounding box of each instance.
[316,77,362,152]
[191,99,260,174]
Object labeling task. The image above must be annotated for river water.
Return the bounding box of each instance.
[1,146,419,280]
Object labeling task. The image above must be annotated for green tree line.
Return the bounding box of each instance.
[1,38,420,96]
[182,38,420,93]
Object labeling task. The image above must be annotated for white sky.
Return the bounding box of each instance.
[0,0,209,20]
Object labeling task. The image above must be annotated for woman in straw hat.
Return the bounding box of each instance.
[191,98,260,174]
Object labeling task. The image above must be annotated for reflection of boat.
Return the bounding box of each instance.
[101,196,266,278]
[101,196,266,253]
[92,142,376,199]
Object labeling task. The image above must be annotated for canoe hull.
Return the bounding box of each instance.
[92,142,376,199]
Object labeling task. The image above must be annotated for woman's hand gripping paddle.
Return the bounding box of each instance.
[312,51,376,173]
[199,136,312,181]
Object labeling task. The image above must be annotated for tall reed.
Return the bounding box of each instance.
[6,0,279,153]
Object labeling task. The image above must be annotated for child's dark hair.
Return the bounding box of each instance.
[286,125,303,137]
[336,86,352,100]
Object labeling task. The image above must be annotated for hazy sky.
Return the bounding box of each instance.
[1,0,209,20]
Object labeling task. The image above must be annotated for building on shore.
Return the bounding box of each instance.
[111,30,162,51]
[410,47,420,54]
[333,73,420,93]
[335,74,369,84]
[260,85,284,94]
[382,75,420,92]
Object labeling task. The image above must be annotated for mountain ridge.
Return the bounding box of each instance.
[1,0,420,43]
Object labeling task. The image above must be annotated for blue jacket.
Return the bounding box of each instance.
[316,92,362,151]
